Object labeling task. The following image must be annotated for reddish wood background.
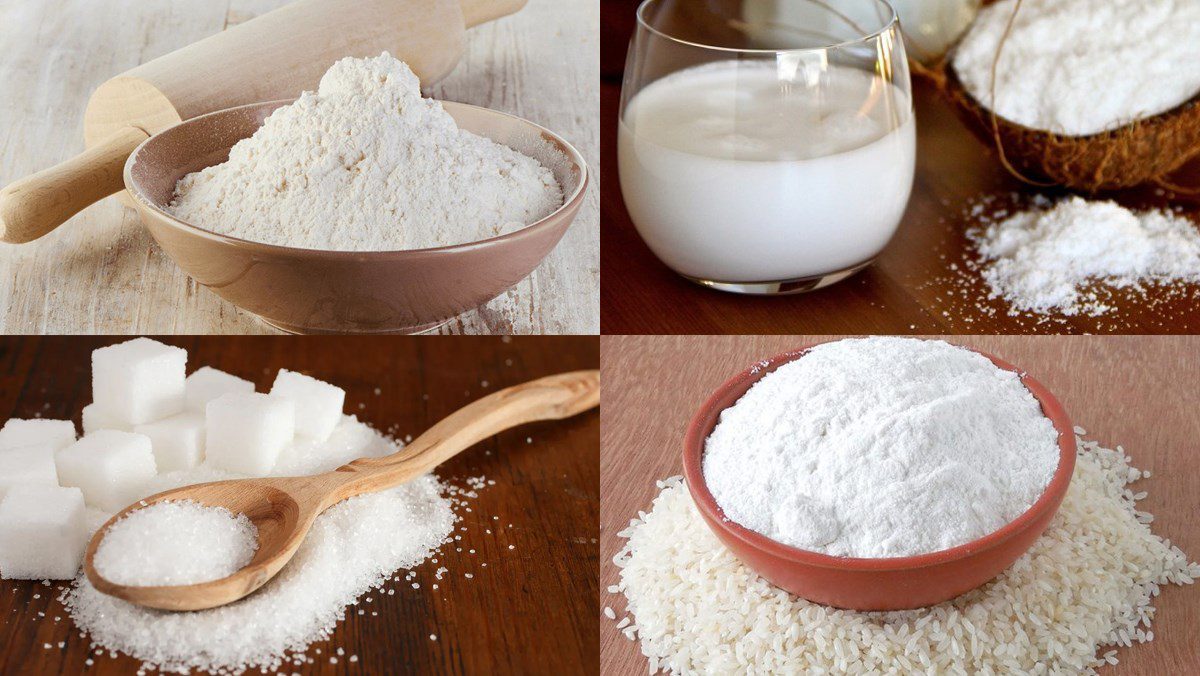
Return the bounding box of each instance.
[600,8,1200,334]
[0,336,599,675]
[600,335,1200,675]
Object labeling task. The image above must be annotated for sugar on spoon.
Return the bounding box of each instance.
[83,370,599,611]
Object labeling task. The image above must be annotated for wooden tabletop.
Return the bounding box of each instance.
[0,336,599,675]
[600,75,1200,335]
[600,335,1200,675]
[0,0,598,335]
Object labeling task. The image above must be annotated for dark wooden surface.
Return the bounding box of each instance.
[600,335,1200,675]
[600,74,1200,334]
[0,336,599,676]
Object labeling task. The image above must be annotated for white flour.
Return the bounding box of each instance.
[702,337,1060,558]
[168,53,563,251]
[974,196,1200,316]
[951,0,1200,135]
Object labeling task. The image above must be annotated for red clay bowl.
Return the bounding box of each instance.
[682,340,1077,611]
[123,99,587,334]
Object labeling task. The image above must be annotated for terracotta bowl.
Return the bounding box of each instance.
[682,340,1077,611]
[123,100,588,334]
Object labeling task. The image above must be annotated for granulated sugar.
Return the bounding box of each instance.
[58,418,468,674]
[66,476,455,674]
[93,500,257,586]
[973,196,1200,316]
[704,338,1059,558]
[610,430,1198,673]
[168,52,563,251]
[952,0,1200,135]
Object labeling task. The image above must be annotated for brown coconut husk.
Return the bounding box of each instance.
[913,0,1200,193]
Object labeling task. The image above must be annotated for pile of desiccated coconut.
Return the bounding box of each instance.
[952,0,1200,136]
[969,196,1200,317]
[605,428,1198,674]
[918,194,1200,328]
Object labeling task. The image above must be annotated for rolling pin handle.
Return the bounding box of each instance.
[460,0,528,28]
[0,125,149,244]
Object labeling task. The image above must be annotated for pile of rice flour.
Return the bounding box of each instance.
[169,52,563,251]
[609,430,1198,673]
[952,0,1200,135]
[703,337,1059,558]
[972,196,1200,316]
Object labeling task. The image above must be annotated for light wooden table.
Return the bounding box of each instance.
[600,335,1200,675]
[0,0,598,335]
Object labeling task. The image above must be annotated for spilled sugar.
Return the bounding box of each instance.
[58,418,471,674]
[94,500,258,586]
[67,476,456,673]
[607,429,1198,673]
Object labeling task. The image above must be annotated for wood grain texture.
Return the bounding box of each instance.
[600,335,1200,675]
[0,335,600,674]
[0,0,598,335]
[600,73,1200,334]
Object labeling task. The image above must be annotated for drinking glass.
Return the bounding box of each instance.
[618,0,915,294]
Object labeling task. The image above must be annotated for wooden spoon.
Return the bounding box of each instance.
[82,369,599,611]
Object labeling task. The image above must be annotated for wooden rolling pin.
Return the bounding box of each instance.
[0,0,525,244]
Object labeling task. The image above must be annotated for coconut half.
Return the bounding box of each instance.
[940,65,1200,192]
[929,0,1200,192]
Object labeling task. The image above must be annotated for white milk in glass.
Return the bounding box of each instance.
[618,62,916,283]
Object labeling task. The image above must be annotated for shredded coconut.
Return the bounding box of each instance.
[973,196,1200,316]
[952,0,1200,135]
[168,52,563,251]
[610,430,1199,673]
[703,337,1059,558]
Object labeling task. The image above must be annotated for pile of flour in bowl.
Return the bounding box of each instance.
[952,0,1200,135]
[703,337,1060,558]
[168,52,564,251]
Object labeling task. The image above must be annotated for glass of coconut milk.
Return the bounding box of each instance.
[618,0,915,294]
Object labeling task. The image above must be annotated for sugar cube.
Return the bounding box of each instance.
[82,403,132,434]
[134,412,206,473]
[55,431,157,512]
[0,446,59,501]
[206,393,295,476]
[92,338,187,426]
[0,485,87,579]
[270,370,345,442]
[185,366,255,412]
[0,419,76,452]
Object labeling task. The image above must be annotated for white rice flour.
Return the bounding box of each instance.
[703,337,1059,558]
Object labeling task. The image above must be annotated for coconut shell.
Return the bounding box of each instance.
[935,61,1200,192]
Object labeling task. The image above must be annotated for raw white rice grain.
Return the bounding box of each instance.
[610,431,1198,674]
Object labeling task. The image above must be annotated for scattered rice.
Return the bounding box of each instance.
[608,431,1198,673]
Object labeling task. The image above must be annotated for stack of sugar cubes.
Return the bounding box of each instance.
[0,337,349,581]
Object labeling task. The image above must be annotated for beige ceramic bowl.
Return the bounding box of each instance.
[124,100,587,334]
